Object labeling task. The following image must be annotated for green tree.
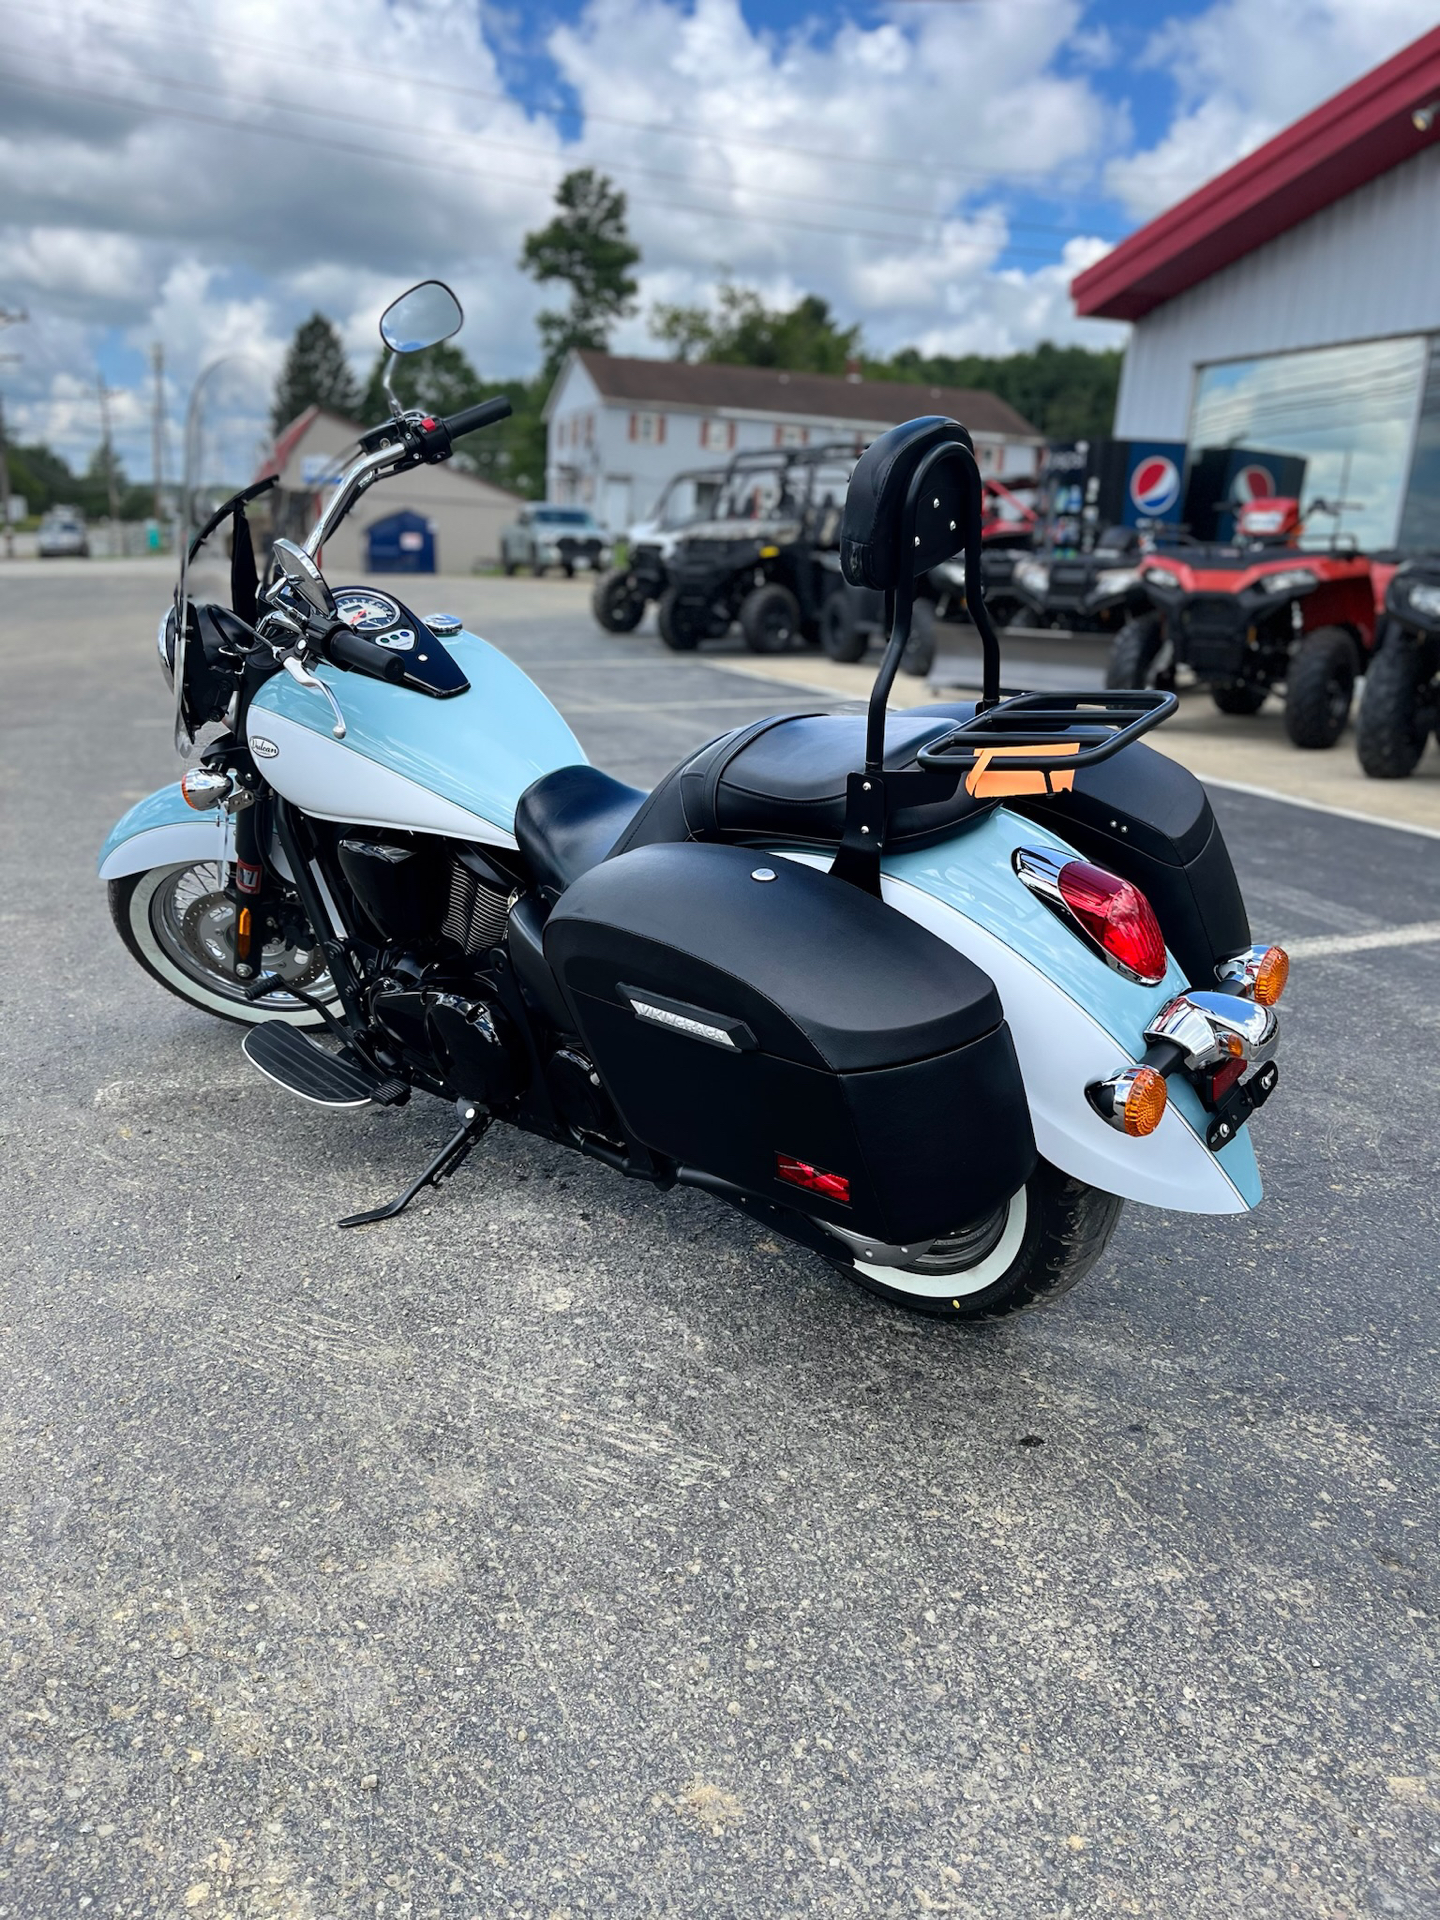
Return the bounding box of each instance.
[520,168,640,380]
[7,442,78,517]
[270,313,361,434]
[652,284,861,376]
[868,340,1122,443]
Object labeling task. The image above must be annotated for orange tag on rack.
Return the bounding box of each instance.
[964,741,1078,798]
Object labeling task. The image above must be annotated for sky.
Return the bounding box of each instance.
[0,0,1435,485]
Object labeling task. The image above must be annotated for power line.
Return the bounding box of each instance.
[3,0,1109,197]
[0,68,1099,262]
[0,44,1121,242]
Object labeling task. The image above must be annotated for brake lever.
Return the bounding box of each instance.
[280,651,347,739]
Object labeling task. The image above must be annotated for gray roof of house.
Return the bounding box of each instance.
[568,351,1042,440]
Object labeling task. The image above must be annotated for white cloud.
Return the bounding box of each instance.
[1106,0,1440,219]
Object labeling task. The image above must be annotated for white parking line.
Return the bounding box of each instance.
[1286,921,1440,959]
[1202,775,1440,844]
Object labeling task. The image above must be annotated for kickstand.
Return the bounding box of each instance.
[338,1100,491,1229]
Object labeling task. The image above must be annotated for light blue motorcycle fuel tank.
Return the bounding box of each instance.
[245,629,585,846]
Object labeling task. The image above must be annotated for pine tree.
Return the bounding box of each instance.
[270,314,361,434]
[520,169,640,381]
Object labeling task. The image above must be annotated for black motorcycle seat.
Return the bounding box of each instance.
[613,709,994,859]
[514,764,648,899]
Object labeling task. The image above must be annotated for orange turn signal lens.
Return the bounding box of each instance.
[1252,945,1289,1007]
[1122,1066,1168,1137]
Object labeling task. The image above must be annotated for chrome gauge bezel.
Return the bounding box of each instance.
[334,588,403,633]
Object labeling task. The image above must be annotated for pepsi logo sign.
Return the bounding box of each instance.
[1233,464,1275,502]
[1129,455,1180,517]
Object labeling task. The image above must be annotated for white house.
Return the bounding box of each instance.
[258,407,525,574]
[542,352,1044,533]
[1072,24,1440,552]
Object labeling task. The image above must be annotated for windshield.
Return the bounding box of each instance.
[535,508,594,526]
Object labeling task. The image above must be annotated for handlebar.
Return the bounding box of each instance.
[442,396,512,439]
[325,624,406,683]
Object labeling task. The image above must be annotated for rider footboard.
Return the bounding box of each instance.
[543,842,1036,1243]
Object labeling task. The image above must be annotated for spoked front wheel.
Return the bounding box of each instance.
[109,863,336,1027]
[827,1158,1123,1320]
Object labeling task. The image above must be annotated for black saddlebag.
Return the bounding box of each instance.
[543,842,1035,1244]
[913,706,1249,986]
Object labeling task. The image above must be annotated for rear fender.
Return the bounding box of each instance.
[780,809,1261,1215]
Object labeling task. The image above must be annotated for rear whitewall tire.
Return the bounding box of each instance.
[832,1158,1123,1321]
[110,865,330,1028]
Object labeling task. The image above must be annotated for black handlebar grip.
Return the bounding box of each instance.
[326,625,406,683]
[442,396,512,439]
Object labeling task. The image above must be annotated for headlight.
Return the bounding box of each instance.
[1261,569,1317,595]
[1404,581,1440,619]
[157,607,176,690]
[1144,567,1181,591]
[1015,559,1049,593]
[1095,568,1141,596]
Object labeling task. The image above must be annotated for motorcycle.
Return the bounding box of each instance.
[1106,497,1377,748]
[99,281,1290,1322]
[1354,554,1440,778]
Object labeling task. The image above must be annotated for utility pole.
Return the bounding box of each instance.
[0,304,26,560]
[96,372,121,525]
[150,341,165,526]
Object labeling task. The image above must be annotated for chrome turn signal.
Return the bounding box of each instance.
[1088,1063,1168,1137]
[180,767,234,811]
[1216,943,1289,1007]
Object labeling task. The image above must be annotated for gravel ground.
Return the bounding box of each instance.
[1,563,1437,1919]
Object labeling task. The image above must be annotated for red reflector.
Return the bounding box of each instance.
[1057,860,1167,984]
[1209,1056,1246,1102]
[775,1154,850,1205]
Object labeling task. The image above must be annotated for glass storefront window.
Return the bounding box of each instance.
[1399,340,1440,553]
[1189,335,1427,551]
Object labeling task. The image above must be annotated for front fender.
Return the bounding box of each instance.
[98,783,236,881]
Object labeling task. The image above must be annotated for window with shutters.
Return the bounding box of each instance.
[699,417,736,451]
[629,411,665,444]
[774,423,809,448]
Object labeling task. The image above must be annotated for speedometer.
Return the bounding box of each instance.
[334,589,401,632]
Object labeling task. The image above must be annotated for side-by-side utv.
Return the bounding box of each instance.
[655,444,857,653]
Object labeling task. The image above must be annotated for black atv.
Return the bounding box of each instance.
[656,444,856,654]
[815,552,938,677]
[1356,554,1440,777]
[1008,524,1155,633]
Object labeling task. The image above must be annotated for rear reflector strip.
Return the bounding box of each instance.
[776,1154,851,1204]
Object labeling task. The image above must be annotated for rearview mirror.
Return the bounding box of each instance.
[379,280,463,355]
[271,537,337,617]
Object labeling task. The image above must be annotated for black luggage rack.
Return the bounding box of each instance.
[915,687,1177,777]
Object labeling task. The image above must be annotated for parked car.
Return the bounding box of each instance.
[592,466,726,633]
[37,505,89,558]
[501,505,608,577]
[1106,498,1380,748]
[1355,553,1440,777]
[656,444,856,653]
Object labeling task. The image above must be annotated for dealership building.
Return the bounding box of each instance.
[1072,25,1440,552]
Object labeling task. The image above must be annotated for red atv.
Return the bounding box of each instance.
[1106,498,1378,748]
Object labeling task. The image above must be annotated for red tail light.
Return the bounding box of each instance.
[1057,861,1167,985]
[776,1154,851,1205]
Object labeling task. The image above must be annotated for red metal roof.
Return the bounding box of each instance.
[1072,26,1440,321]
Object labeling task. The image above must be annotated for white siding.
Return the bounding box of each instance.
[1114,143,1440,440]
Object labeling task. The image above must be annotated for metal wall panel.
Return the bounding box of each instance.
[1114,145,1440,440]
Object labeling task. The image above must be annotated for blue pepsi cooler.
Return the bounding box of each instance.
[1094,441,1188,532]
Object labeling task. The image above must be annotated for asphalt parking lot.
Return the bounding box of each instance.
[2,561,1437,1919]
